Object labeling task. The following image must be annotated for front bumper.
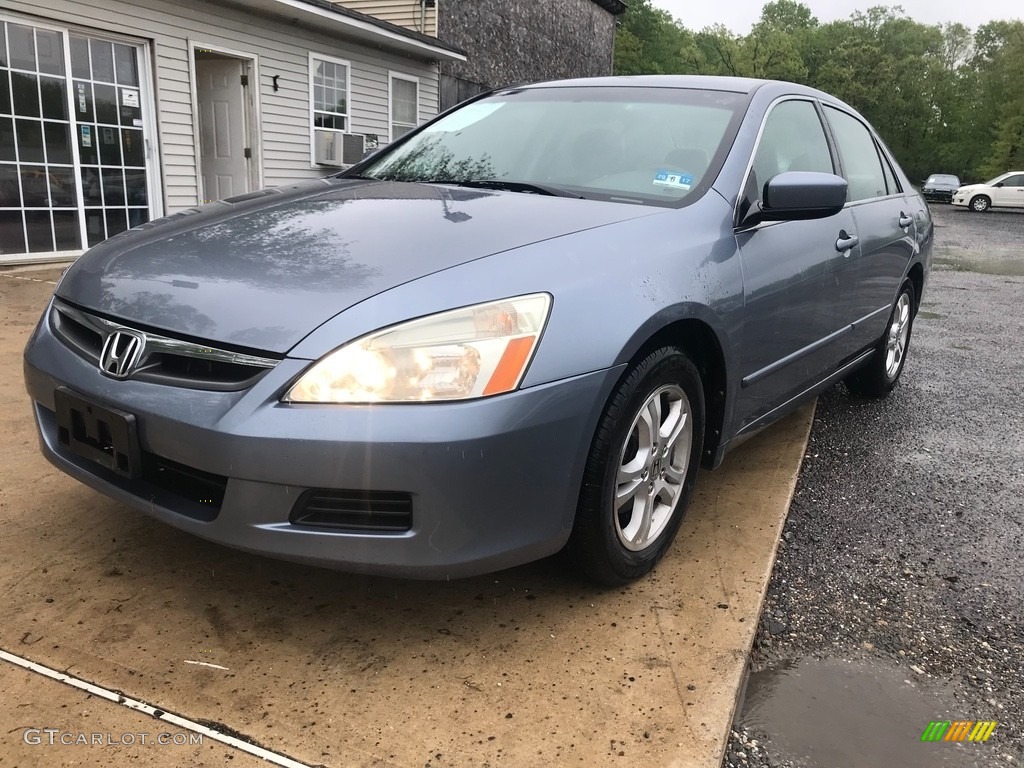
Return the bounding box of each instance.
[923,190,954,203]
[24,309,622,578]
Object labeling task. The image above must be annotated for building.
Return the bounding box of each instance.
[0,0,463,265]
[340,0,627,109]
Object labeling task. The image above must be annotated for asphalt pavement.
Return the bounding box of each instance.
[725,204,1024,767]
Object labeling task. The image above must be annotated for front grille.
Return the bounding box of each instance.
[50,299,279,391]
[290,490,413,533]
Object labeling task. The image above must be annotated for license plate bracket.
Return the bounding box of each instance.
[54,388,141,479]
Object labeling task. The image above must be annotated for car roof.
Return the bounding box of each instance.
[516,74,835,101]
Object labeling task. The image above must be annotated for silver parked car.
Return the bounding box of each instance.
[24,76,932,585]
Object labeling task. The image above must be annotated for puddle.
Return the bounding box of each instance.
[739,658,985,767]
[934,255,1024,277]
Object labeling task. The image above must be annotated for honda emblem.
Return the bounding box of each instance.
[99,331,145,379]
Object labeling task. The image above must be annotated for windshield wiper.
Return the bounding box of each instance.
[442,179,584,199]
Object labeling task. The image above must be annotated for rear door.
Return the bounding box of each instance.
[822,106,918,354]
[735,98,858,426]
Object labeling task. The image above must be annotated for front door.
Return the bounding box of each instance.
[734,98,856,427]
[0,17,159,263]
[992,173,1024,208]
[194,53,250,202]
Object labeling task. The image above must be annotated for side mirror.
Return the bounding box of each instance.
[742,171,848,228]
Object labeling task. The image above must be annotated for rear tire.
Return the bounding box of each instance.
[568,347,705,586]
[845,281,915,398]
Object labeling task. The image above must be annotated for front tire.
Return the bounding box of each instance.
[845,281,915,398]
[568,347,705,586]
[969,195,991,212]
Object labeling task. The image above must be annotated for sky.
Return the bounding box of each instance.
[649,0,1023,34]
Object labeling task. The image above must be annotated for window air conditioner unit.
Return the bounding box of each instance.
[314,130,366,167]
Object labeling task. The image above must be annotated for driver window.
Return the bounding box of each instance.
[750,100,834,199]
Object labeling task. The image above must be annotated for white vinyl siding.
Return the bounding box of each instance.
[2,0,440,215]
[332,1,438,36]
[388,72,419,142]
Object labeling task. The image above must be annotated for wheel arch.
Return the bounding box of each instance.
[907,261,925,314]
[619,317,730,469]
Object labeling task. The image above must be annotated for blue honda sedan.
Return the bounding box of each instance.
[23,76,932,585]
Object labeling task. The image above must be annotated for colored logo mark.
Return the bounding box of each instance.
[921,721,997,742]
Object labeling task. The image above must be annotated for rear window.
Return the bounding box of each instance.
[361,86,747,207]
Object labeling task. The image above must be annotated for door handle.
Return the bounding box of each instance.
[899,212,913,228]
[835,230,859,254]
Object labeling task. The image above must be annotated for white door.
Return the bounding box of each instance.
[195,56,249,201]
[998,173,1024,208]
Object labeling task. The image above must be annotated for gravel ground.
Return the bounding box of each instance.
[724,204,1024,767]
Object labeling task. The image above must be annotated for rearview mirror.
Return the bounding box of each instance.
[741,171,848,228]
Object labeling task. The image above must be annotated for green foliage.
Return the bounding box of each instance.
[612,2,1024,181]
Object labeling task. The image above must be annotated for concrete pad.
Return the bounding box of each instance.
[0,272,812,767]
[0,662,262,766]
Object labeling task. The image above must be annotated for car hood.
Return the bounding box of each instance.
[954,184,984,193]
[57,179,656,354]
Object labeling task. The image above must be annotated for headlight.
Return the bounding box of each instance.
[284,293,551,403]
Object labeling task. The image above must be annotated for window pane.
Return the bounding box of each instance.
[53,210,81,250]
[47,166,76,206]
[825,107,887,202]
[114,44,138,86]
[70,36,91,79]
[391,123,413,140]
[94,83,117,124]
[127,207,148,228]
[0,210,26,253]
[393,80,417,125]
[9,24,36,72]
[11,72,40,117]
[40,75,67,120]
[119,89,141,126]
[21,165,49,205]
[125,169,148,206]
[880,152,898,195]
[44,121,72,164]
[81,167,101,205]
[90,40,114,83]
[104,208,126,238]
[73,80,94,121]
[101,167,124,205]
[35,30,64,76]
[0,24,6,69]
[16,119,44,162]
[0,70,11,115]
[78,125,98,164]
[98,125,121,164]
[121,128,144,166]
[85,208,104,246]
[0,163,21,205]
[753,100,833,188]
[0,118,14,161]
[312,58,346,116]
[25,209,53,251]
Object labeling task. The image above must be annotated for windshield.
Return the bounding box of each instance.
[360,86,746,207]
[927,175,958,184]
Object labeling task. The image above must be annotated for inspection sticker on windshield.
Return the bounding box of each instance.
[653,170,693,190]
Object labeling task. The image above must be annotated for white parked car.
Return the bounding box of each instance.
[952,171,1024,212]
